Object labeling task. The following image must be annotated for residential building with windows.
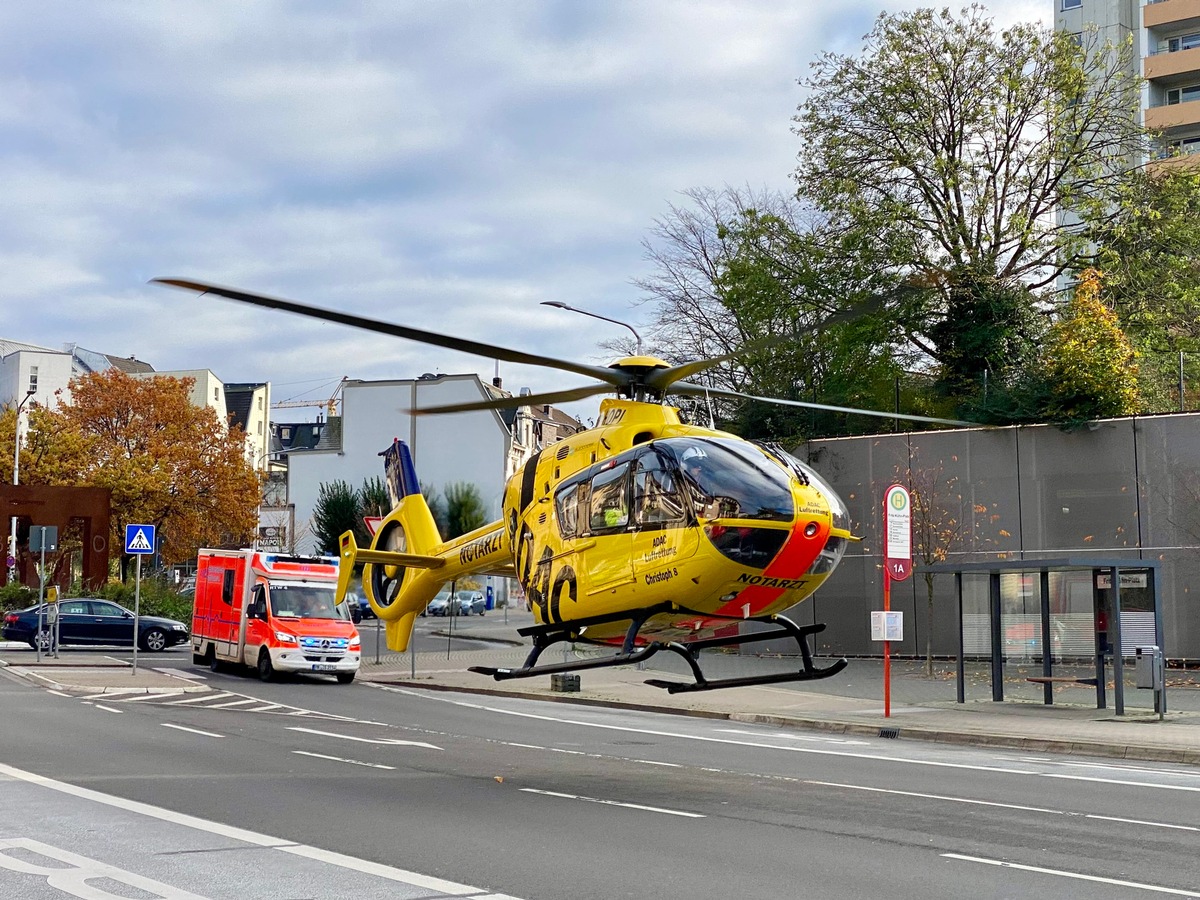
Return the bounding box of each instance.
[0,340,71,411]
[279,373,581,556]
[1057,0,1200,164]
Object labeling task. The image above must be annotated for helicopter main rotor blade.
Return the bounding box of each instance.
[669,382,973,427]
[643,296,894,394]
[412,384,613,416]
[153,278,625,386]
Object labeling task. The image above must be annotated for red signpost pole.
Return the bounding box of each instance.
[883,564,892,718]
[882,484,911,721]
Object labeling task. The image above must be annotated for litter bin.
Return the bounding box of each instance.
[1136,645,1163,690]
[1136,645,1166,718]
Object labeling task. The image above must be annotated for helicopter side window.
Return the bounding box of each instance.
[555,481,581,539]
[588,462,630,534]
[633,452,686,529]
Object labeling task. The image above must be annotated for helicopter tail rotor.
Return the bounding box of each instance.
[339,485,447,652]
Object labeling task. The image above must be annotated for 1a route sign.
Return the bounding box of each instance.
[883,484,912,582]
[125,524,156,555]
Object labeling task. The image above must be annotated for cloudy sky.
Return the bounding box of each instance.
[1,1,1050,422]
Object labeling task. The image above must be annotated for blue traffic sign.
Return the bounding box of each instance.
[125,524,156,555]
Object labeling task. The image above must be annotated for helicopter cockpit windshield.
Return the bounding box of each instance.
[667,438,794,522]
[764,445,851,575]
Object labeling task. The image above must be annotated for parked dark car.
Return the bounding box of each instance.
[2,599,189,652]
[348,591,373,619]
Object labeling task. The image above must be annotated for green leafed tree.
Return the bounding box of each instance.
[1036,270,1141,424]
[443,482,488,540]
[311,480,361,555]
[793,5,1145,410]
[636,187,922,438]
[1087,166,1200,409]
[359,476,390,519]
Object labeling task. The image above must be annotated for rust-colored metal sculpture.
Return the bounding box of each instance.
[1,485,112,590]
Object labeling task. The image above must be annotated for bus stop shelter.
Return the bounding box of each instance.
[922,558,1163,716]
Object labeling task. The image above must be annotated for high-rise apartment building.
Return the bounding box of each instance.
[1057,0,1200,161]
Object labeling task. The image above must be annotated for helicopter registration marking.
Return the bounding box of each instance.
[598,408,626,425]
[736,574,806,591]
[458,530,505,565]
[644,567,677,586]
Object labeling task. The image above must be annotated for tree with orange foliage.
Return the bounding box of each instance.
[21,371,260,567]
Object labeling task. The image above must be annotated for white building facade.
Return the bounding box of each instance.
[282,374,537,554]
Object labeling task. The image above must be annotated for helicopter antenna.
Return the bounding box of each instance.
[704,388,715,429]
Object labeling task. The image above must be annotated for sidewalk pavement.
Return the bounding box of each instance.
[5,611,1200,765]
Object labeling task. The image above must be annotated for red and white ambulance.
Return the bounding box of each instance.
[191,549,360,683]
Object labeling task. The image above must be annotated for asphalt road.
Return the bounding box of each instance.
[3,649,1200,900]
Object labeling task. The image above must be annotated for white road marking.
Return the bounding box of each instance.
[718,727,869,745]
[154,667,205,680]
[162,723,223,738]
[944,853,1200,897]
[520,788,705,818]
[287,726,441,750]
[0,838,211,900]
[0,761,506,897]
[169,692,237,705]
[394,689,1200,791]
[415,692,1039,775]
[292,750,396,770]
[1049,773,1200,793]
[93,704,123,714]
[205,699,261,709]
[1015,757,1200,779]
[804,779,1200,832]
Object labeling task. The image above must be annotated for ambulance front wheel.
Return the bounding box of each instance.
[336,672,356,684]
[257,649,275,682]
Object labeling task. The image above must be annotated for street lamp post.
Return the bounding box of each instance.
[252,448,276,550]
[8,388,36,584]
[541,301,643,355]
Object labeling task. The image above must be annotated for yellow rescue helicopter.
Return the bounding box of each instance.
[155,278,967,693]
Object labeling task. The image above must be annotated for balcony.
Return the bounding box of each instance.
[1146,0,1200,31]
[1146,97,1200,130]
[1146,45,1200,81]
[1150,151,1200,170]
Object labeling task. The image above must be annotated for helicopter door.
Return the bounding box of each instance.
[630,450,698,585]
[581,461,635,594]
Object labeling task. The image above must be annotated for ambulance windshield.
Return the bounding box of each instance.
[268,583,342,619]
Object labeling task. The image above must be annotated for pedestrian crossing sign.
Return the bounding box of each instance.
[125,524,156,554]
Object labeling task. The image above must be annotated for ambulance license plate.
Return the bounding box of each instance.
[311,664,337,671]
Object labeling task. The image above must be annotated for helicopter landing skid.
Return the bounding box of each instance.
[467,609,848,694]
[643,617,848,694]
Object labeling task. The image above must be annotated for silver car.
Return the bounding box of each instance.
[425,591,453,616]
